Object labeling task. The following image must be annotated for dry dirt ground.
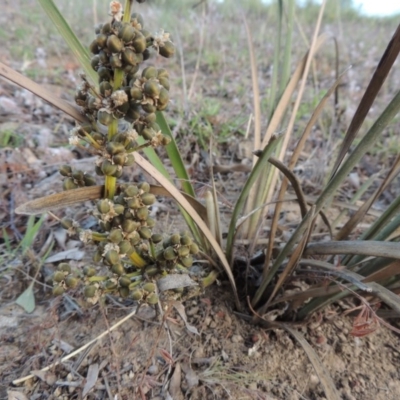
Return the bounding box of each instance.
[2,2,400,400]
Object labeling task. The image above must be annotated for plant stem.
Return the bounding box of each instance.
[104,1,133,200]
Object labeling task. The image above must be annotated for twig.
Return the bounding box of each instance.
[12,307,138,385]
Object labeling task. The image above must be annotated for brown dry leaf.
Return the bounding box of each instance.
[168,362,183,400]
[45,248,85,263]
[31,370,57,386]
[157,274,197,292]
[82,363,99,398]
[171,301,199,336]
[7,391,28,400]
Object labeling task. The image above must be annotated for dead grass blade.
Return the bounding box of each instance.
[262,71,345,285]
[330,22,400,178]
[0,62,87,123]
[283,326,341,400]
[335,155,400,240]
[267,157,308,218]
[305,240,400,260]
[243,15,261,157]
[132,156,241,309]
[272,260,400,308]
[226,135,282,265]
[261,206,315,312]
[15,185,208,221]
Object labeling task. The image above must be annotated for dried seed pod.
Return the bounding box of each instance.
[105,250,120,265]
[142,66,158,80]
[158,88,169,107]
[127,197,141,209]
[131,289,143,301]
[98,50,109,65]
[130,12,144,28]
[142,103,157,113]
[98,109,114,126]
[143,282,156,293]
[124,154,136,166]
[89,39,100,54]
[97,66,112,82]
[107,34,123,53]
[139,227,152,239]
[113,153,126,166]
[119,23,135,43]
[96,33,108,49]
[127,103,142,121]
[61,218,73,230]
[59,263,72,273]
[63,178,78,191]
[59,165,72,177]
[101,160,118,176]
[53,286,65,296]
[83,266,96,277]
[122,219,140,233]
[146,217,156,228]
[104,279,118,290]
[107,142,125,155]
[114,204,125,215]
[159,41,175,58]
[119,240,133,254]
[144,113,157,124]
[83,174,96,186]
[52,271,65,283]
[178,246,190,258]
[138,182,150,193]
[119,276,131,287]
[130,86,143,101]
[110,54,123,69]
[136,207,149,221]
[108,228,123,244]
[180,255,193,268]
[170,234,181,245]
[90,55,100,71]
[146,293,159,305]
[122,48,141,66]
[99,81,112,97]
[151,233,162,243]
[163,246,176,261]
[101,22,112,35]
[116,101,130,115]
[132,32,146,53]
[161,136,171,146]
[141,128,154,141]
[72,170,84,181]
[189,243,199,255]
[119,287,130,298]
[129,231,141,245]
[180,235,192,246]
[157,68,169,79]
[125,185,139,197]
[144,264,158,276]
[65,276,79,289]
[111,263,125,276]
[141,193,155,206]
[143,80,160,98]
[158,77,170,91]
[125,63,140,75]
[84,285,97,298]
